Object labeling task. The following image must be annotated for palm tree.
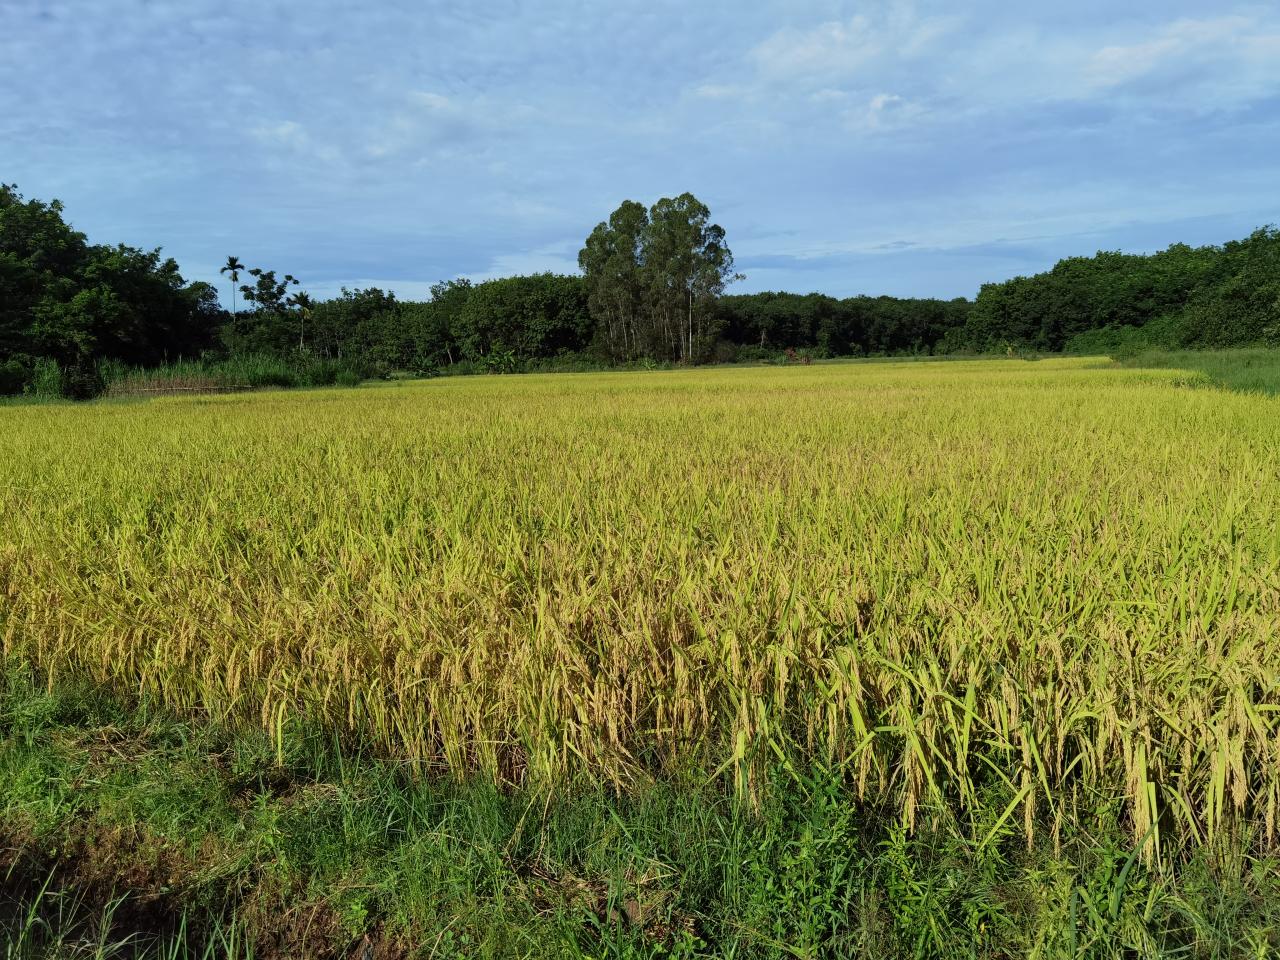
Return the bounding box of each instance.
[288,291,314,351]
[220,256,245,327]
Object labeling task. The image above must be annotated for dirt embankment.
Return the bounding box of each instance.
[0,819,409,960]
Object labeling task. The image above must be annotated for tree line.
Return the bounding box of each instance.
[0,185,221,396]
[2,181,1277,398]
[950,229,1280,355]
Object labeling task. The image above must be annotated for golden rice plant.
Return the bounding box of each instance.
[1,357,1277,854]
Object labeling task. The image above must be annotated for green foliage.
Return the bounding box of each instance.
[1172,229,1280,348]
[717,292,972,356]
[0,355,33,395]
[217,263,308,357]
[310,286,403,368]
[27,358,63,399]
[99,353,369,396]
[580,193,739,362]
[0,184,220,383]
[955,229,1280,353]
[59,356,103,400]
[401,278,470,369]
[452,273,592,364]
[224,352,299,388]
[580,199,649,361]
[734,769,865,957]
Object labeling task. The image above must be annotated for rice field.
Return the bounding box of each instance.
[2,357,1278,856]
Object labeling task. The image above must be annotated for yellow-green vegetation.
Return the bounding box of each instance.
[1123,347,1280,395]
[2,357,1278,860]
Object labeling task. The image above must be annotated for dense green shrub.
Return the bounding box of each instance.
[60,357,104,399]
[0,356,32,395]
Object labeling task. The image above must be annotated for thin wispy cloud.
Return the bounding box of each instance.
[749,7,959,83]
[1084,15,1280,101]
[3,0,1277,300]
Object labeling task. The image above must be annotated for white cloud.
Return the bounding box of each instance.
[694,6,1280,136]
[1082,15,1280,101]
[749,5,959,83]
[752,15,881,78]
[851,92,928,131]
[365,90,538,161]
[809,88,849,103]
[953,12,1280,111]
[679,5,959,135]
[1086,34,1183,89]
[251,120,309,148]
[410,91,456,112]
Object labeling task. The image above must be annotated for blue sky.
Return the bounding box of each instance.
[4,1,1279,302]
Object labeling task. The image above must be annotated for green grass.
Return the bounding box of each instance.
[99,354,369,397]
[3,668,1280,959]
[1118,347,1280,395]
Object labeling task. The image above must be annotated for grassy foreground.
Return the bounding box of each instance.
[4,668,1280,958]
[2,356,1280,954]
